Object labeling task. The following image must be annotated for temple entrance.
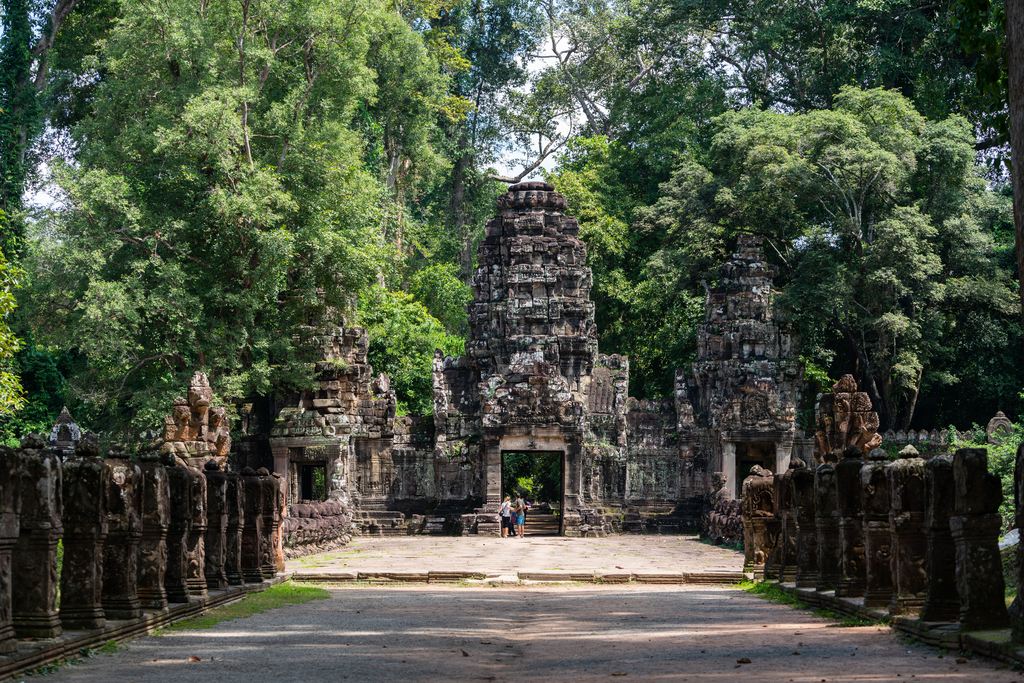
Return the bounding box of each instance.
[736,442,777,483]
[501,451,564,536]
[299,462,327,501]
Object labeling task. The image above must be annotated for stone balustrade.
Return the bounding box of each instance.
[746,445,1012,632]
[0,436,286,658]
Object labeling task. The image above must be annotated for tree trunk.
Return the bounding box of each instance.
[1008,0,1024,355]
[450,139,473,280]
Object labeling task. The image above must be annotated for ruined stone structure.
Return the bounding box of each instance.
[229,184,810,536]
[744,444,1013,634]
[161,372,232,469]
[814,375,881,461]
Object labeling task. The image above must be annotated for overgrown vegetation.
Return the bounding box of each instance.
[162,582,330,631]
[739,580,888,627]
[0,0,1020,438]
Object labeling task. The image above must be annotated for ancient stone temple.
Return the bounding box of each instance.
[689,235,811,499]
[235,183,809,535]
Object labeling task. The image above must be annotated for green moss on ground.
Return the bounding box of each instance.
[163,582,330,631]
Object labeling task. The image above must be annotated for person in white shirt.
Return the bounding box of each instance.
[499,496,513,538]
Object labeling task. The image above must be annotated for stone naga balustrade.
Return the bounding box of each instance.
[0,437,284,655]
[742,446,1012,631]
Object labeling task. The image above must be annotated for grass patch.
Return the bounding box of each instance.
[738,580,888,627]
[162,583,330,631]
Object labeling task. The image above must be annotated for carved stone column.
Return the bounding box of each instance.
[102,456,143,619]
[273,472,286,572]
[835,448,866,597]
[1014,445,1024,640]
[777,463,799,583]
[0,446,21,652]
[224,472,245,586]
[137,452,171,609]
[203,461,229,590]
[185,467,208,597]
[258,468,279,578]
[12,438,62,638]
[241,468,265,583]
[861,448,894,609]
[59,447,109,630]
[165,465,193,603]
[920,454,958,622]
[741,467,774,580]
[814,462,842,592]
[887,447,927,615]
[791,461,818,588]
[951,448,1009,631]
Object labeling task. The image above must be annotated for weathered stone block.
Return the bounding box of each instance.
[835,450,865,597]
[861,449,894,609]
[137,457,170,609]
[814,463,841,592]
[241,468,265,583]
[0,447,20,652]
[887,453,926,615]
[791,464,817,588]
[12,442,62,639]
[203,460,229,590]
[102,458,143,619]
[224,472,245,586]
[59,455,109,629]
[920,454,958,623]
[951,448,1008,631]
[185,467,208,597]
[165,465,193,603]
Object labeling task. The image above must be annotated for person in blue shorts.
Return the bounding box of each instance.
[514,493,526,538]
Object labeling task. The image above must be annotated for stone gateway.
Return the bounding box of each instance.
[234,182,812,535]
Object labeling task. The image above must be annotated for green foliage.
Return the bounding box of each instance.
[949,425,1020,533]
[502,451,561,503]
[162,582,330,631]
[357,286,464,414]
[18,0,434,438]
[409,262,472,336]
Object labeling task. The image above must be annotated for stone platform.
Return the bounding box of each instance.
[286,534,745,583]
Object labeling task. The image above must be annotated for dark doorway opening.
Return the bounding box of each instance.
[736,442,777,483]
[501,451,564,536]
[299,463,327,501]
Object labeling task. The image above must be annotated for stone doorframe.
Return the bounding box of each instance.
[481,424,583,533]
[719,431,794,499]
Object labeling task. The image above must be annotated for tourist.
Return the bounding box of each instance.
[515,493,526,538]
[499,495,512,538]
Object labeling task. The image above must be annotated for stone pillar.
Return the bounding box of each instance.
[258,468,279,578]
[776,463,799,583]
[224,471,245,586]
[791,461,818,588]
[59,448,109,630]
[920,454,958,622]
[273,471,286,572]
[861,448,894,609]
[741,466,774,579]
[835,447,866,597]
[722,442,738,500]
[241,468,265,583]
[203,460,229,590]
[165,465,193,603]
[186,467,208,597]
[951,448,1009,630]
[12,438,62,639]
[102,456,143,620]
[137,452,171,610]
[887,446,927,614]
[0,447,20,652]
[1014,445,1024,640]
[814,462,842,592]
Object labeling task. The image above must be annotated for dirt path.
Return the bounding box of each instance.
[41,585,1017,683]
[288,535,744,576]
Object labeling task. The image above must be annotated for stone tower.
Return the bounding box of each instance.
[690,235,807,498]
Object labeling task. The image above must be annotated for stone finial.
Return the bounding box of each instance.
[790,457,805,469]
[833,374,857,393]
[986,411,1014,445]
[19,433,46,450]
[76,431,101,458]
[867,448,888,461]
[898,444,920,459]
[48,407,81,453]
[204,459,220,471]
